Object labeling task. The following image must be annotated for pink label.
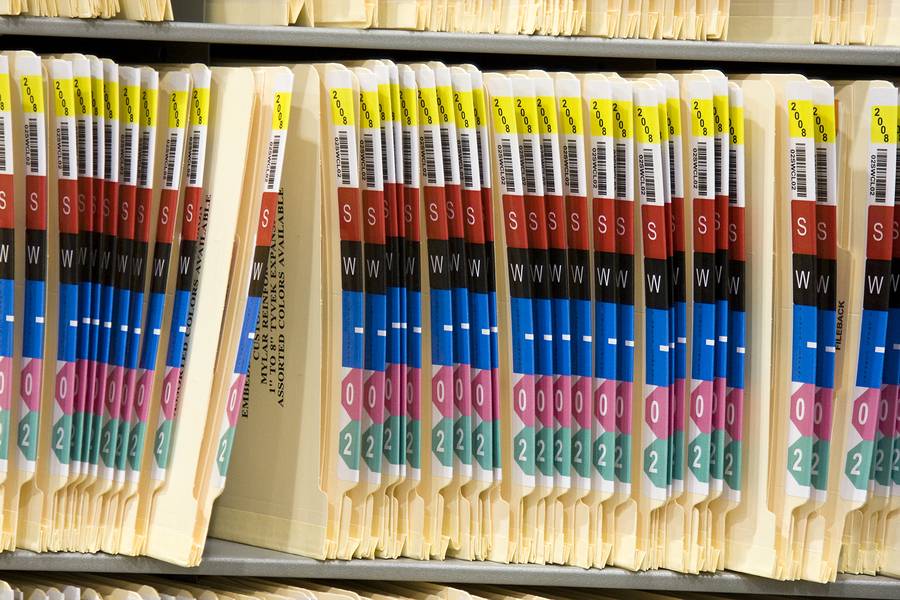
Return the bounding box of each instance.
[74,358,90,413]
[159,366,180,420]
[645,385,669,439]
[226,374,244,427]
[20,358,42,412]
[55,360,75,414]
[572,375,591,429]
[0,356,11,411]
[878,385,899,438]
[712,376,727,433]
[814,386,834,443]
[491,367,500,424]
[454,363,472,417]
[535,374,554,428]
[725,387,744,442]
[341,367,363,421]
[432,365,454,419]
[791,382,815,437]
[594,378,616,432]
[105,365,124,419]
[690,379,713,435]
[472,368,493,421]
[852,386,881,441]
[617,381,633,435]
[364,370,386,424]
[94,363,109,416]
[385,363,402,418]
[120,368,137,422]
[554,374,572,429]
[406,366,422,420]
[513,374,536,428]
[133,368,154,423]
[674,378,686,432]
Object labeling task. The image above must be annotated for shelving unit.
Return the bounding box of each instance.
[0,9,898,597]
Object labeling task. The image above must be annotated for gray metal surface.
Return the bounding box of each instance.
[0,538,894,597]
[0,17,898,65]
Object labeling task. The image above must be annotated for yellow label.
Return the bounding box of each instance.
[729,106,745,146]
[491,95,515,135]
[168,90,188,129]
[657,104,668,142]
[389,83,401,123]
[691,98,713,138]
[330,87,354,127]
[611,99,633,139]
[811,104,834,145]
[377,84,393,124]
[435,85,453,124]
[417,87,438,126]
[513,96,538,134]
[52,78,74,119]
[20,74,44,114]
[472,88,486,127]
[712,94,728,134]
[271,91,291,131]
[399,87,418,127]
[140,87,158,128]
[91,77,103,118]
[190,86,210,127]
[560,97,583,135]
[666,98,681,137]
[73,76,90,116]
[120,84,139,124]
[104,80,119,121]
[871,104,898,144]
[359,90,380,129]
[787,99,813,139]
[589,98,611,137]
[634,105,659,145]
[0,74,10,113]
[535,96,558,135]
[453,90,475,130]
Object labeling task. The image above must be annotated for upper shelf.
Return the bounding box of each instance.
[0,538,896,599]
[0,16,899,66]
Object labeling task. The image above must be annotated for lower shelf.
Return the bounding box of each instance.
[0,538,896,597]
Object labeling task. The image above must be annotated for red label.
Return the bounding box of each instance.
[546,194,566,250]
[791,199,817,257]
[362,189,386,245]
[77,176,94,234]
[673,197,686,253]
[867,204,894,261]
[664,202,674,258]
[384,183,400,239]
[616,199,634,256]
[180,185,203,243]
[445,184,465,240]
[462,188,485,245]
[524,195,549,251]
[256,190,279,246]
[155,188,179,244]
[641,204,667,260]
[815,204,836,261]
[565,194,589,251]
[0,174,14,229]
[729,206,746,262]
[25,175,47,231]
[423,185,449,242]
[693,197,716,254]
[481,187,495,243]
[404,186,421,244]
[715,194,730,251]
[92,176,104,234]
[502,193,528,250]
[134,187,153,244]
[103,180,119,237]
[593,197,616,253]
[58,178,79,235]
[117,184,137,241]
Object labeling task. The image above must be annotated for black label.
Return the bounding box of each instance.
[862,258,892,312]
[693,251,716,305]
[364,242,387,296]
[427,238,451,291]
[59,232,79,286]
[404,240,421,293]
[248,244,271,299]
[529,248,552,301]
[466,242,489,294]
[715,247,729,302]
[644,257,669,311]
[549,247,569,300]
[792,252,817,308]
[616,252,635,307]
[449,236,468,291]
[507,245,531,300]
[130,240,150,293]
[567,248,590,301]
[341,239,364,294]
[0,227,13,281]
[25,228,47,282]
[175,238,196,293]
[673,251,687,304]
[149,241,172,295]
[593,250,617,304]
[816,257,837,312]
[728,258,746,313]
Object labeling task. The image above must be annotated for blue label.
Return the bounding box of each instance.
[857,307,889,389]
[552,297,572,378]
[387,286,402,364]
[97,283,116,365]
[509,296,536,376]
[489,291,499,372]
[58,283,79,362]
[594,300,617,380]
[692,301,716,382]
[715,299,729,379]
[534,297,553,377]
[76,279,92,361]
[139,292,165,370]
[675,300,687,380]
[728,310,746,389]
[126,291,145,370]
[570,298,591,377]
[365,292,387,371]
[341,290,365,370]
[23,280,46,359]
[431,288,454,368]
[164,289,192,369]
[817,308,837,388]
[884,308,900,386]
[617,304,634,384]
[0,279,13,355]
[110,288,132,368]
[792,303,818,385]
[452,286,471,367]
[645,307,669,387]
[89,280,102,362]
[407,290,422,369]
[234,296,262,376]
[470,292,491,370]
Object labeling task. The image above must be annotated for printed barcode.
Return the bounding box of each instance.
[440,127,453,183]
[164,131,179,188]
[476,133,486,186]
[668,139,676,195]
[402,130,413,186]
[874,147,888,203]
[522,138,537,195]
[362,133,376,189]
[266,134,282,191]
[541,138,556,195]
[338,130,352,187]
[422,129,438,185]
[138,130,151,188]
[92,119,101,179]
[104,122,114,170]
[729,147,738,206]
[642,148,656,203]
[714,136,723,195]
[566,138,580,193]
[593,140,608,195]
[120,126,134,182]
[380,125,389,183]
[815,147,828,204]
[896,149,900,203]
[795,143,808,199]
[500,138,516,194]
[60,121,72,178]
[460,133,474,189]
[615,142,627,199]
[76,120,87,177]
[696,141,708,197]
[186,130,202,187]
[27,117,39,173]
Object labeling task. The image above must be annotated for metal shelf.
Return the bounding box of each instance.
[0,538,893,597]
[0,16,898,66]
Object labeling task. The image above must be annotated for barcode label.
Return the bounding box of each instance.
[120,125,134,184]
[476,131,486,186]
[104,122,114,174]
[500,138,516,194]
[138,129,151,188]
[815,147,828,204]
[542,138,556,195]
[164,132,179,189]
[594,140,608,196]
[186,129,202,187]
[59,120,72,179]
[380,125,390,183]
[402,130,413,186]
[76,120,87,177]
[696,141,708,197]
[795,143,808,199]
[566,138,580,194]
[460,133,476,190]
[729,147,739,206]
[615,141,627,199]
[714,136,723,195]
[522,138,537,195]
[0,116,8,173]
[440,127,453,184]
[874,147,888,203]
[27,117,40,174]
[362,132,377,189]
[642,147,656,203]
[265,133,282,192]
[422,129,438,186]
[338,130,352,187]
[668,140,676,196]
[92,119,101,179]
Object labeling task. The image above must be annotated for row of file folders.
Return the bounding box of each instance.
[202,62,900,584]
